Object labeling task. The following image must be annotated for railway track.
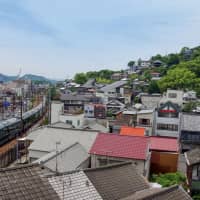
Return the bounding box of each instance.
[0,114,46,154]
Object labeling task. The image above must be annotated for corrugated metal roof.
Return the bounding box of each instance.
[35,143,89,173]
[28,127,98,153]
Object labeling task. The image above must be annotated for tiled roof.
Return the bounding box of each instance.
[100,80,127,92]
[120,185,192,200]
[185,147,200,166]
[149,136,179,152]
[84,162,150,200]
[89,133,149,160]
[120,126,145,137]
[181,113,200,132]
[0,164,59,200]
[48,171,103,200]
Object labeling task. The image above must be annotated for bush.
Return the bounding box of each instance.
[151,172,186,187]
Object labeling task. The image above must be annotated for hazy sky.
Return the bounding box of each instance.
[0,0,200,79]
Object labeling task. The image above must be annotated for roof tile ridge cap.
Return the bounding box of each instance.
[0,163,39,172]
[84,161,132,172]
[139,185,179,200]
[48,125,98,132]
[99,132,149,139]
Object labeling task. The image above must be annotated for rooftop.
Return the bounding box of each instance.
[185,147,200,166]
[84,162,150,200]
[120,185,192,200]
[120,126,146,137]
[0,164,59,200]
[89,133,149,160]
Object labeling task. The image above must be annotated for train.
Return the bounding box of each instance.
[0,100,46,146]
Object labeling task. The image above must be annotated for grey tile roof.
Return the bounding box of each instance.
[100,80,127,92]
[120,185,192,200]
[185,147,200,166]
[48,171,103,200]
[84,162,150,200]
[0,164,59,200]
[82,78,96,88]
[181,113,200,131]
[60,93,91,101]
[28,126,98,153]
[35,143,89,173]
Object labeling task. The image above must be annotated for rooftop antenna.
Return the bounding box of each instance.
[55,141,61,174]
[16,68,22,80]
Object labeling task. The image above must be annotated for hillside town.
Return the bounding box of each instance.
[0,52,200,199]
[0,0,200,198]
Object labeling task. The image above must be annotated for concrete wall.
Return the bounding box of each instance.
[59,113,85,128]
[91,154,150,177]
[51,102,64,124]
[29,150,49,162]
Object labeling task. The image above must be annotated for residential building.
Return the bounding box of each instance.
[0,164,59,200]
[160,89,184,106]
[180,113,200,152]
[84,103,106,119]
[154,101,181,138]
[89,133,151,176]
[185,148,200,194]
[100,80,127,98]
[106,99,125,114]
[26,126,98,162]
[34,142,90,173]
[60,93,101,114]
[140,94,162,109]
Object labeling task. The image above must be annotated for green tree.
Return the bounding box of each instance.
[158,67,200,92]
[167,53,180,66]
[128,61,135,67]
[74,73,87,84]
[148,81,160,94]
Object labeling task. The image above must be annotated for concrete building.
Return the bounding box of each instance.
[154,101,181,138]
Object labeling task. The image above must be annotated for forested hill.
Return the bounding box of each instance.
[73,45,200,95]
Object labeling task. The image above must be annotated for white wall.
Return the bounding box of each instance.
[51,102,64,124]
[59,114,84,128]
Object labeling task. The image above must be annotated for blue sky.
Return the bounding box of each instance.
[0,0,200,79]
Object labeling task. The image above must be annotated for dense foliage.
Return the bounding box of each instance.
[151,172,186,187]
[74,69,118,84]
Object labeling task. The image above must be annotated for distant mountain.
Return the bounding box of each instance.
[0,73,17,82]
[0,73,56,83]
[20,74,56,83]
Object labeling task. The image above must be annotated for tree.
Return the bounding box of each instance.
[74,73,87,84]
[167,53,180,66]
[128,61,135,68]
[158,67,200,92]
[148,81,160,94]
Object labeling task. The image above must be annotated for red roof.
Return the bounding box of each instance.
[149,136,179,152]
[89,133,149,160]
[120,126,145,137]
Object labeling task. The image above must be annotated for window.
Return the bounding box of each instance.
[157,123,178,131]
[168,93,177,98]
[66,120,72,125]
[139,118,150,125]
[77,120,80,126]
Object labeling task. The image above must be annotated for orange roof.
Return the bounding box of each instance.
[120,126,145,136]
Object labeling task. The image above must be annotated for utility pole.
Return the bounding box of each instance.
[55,141,61,175]
[48,87,51,124]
